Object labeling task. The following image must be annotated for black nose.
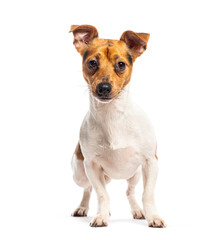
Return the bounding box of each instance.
[96,82,112,98]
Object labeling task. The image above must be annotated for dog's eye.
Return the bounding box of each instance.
[87,60,98,70]
[116,61,126,71]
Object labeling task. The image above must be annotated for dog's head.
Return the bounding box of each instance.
[70,25,150,102]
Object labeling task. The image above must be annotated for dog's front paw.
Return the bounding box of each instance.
[71,206,88,217]
[90,214,109,227]
[148,216,166,228]
[132,209,145,219]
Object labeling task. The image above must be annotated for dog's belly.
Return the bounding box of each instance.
[98,147,142,180]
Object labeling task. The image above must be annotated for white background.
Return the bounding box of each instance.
[0,0,219,239]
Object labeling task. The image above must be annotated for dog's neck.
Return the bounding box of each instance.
[89,85,131,123]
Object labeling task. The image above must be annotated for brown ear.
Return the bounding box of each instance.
[69,25,98,55]
[120,31,150,61]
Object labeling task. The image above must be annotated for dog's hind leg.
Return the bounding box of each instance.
[71,142,92,217]
[72,186,92,217]
[126,168,145,219]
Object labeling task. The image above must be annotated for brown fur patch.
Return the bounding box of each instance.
[120,31,150,60]
[75,142,84,161]
[69,25,98,56]
[155,144,158,160]
[82,38,133,99]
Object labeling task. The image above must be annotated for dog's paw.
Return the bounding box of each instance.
[90,214,109,227]
[71,207,88,217]
[148,216,166,228]
[132,209,145,219]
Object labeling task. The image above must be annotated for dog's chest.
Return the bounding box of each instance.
[80,100,154,179]
[95,115,138,150]
[90,119,143,179]
[97,146,142,179]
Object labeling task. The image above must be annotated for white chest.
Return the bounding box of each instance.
[96,146,143,179]
[80,90,156,180]
[81,115,144,179]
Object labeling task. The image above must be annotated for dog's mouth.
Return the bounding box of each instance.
[95,95,113,103]
[90,91,114,103]
[91,89,122,103]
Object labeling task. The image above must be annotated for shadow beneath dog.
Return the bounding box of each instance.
[110,218,146,227]
[71,216,147,227]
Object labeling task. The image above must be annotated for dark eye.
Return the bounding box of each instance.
[116,61,126,71]
[87,60,98,70]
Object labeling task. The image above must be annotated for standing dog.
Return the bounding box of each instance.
[70,25,166,228]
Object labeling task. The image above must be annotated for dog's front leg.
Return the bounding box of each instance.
[84,159,110,227]
[142,158,166,228]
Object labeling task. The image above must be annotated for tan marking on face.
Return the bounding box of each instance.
[75,142,84,161]
[82,38,133,100]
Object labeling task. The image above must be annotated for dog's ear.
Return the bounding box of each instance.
[69,25,98,55]
[120,31,150,61]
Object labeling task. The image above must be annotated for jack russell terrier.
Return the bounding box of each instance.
[70,24,166,228]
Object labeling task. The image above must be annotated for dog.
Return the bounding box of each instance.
[69,25,166,228]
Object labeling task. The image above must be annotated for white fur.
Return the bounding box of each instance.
[71,84,166,227]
